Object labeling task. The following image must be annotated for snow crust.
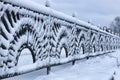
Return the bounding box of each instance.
[1,0,120,78]
[34,50,120,80]
[5,50,120,80]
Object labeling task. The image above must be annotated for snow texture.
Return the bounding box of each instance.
[34,50,120,80]
[0,0,120,78]
[2,0,120,37]
[5,50,120,80]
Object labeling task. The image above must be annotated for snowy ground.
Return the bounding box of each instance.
[4,50,120,80]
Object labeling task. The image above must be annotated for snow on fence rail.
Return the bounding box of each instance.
[0,0,120,79]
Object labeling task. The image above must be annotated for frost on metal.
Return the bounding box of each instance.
[0,0,120,79]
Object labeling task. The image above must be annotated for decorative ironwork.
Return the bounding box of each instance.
[0,1,120,79]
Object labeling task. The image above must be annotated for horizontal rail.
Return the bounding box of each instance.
[0,1,120,79]
[0,51,115,79]
[1,0,120,38]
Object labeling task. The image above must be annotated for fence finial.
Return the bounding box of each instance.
[72,12,77,17]
[45,0,51,7]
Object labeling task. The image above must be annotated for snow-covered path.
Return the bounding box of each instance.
[4,50,120,80]
[34,51,119,80]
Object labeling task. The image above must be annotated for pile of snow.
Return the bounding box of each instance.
[4,50,120,80]
[34,50,120,80]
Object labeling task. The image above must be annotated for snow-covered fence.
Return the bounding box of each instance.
[0,0,120,79]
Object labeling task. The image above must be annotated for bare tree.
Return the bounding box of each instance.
[110,16,120,35]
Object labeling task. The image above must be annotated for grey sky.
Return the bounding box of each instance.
[32,0,120,27]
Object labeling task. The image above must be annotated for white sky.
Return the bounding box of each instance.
[32,0,120,27]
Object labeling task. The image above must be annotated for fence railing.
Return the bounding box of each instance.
[0,0,120,79]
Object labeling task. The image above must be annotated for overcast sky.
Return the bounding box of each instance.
[32,0,120,27]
